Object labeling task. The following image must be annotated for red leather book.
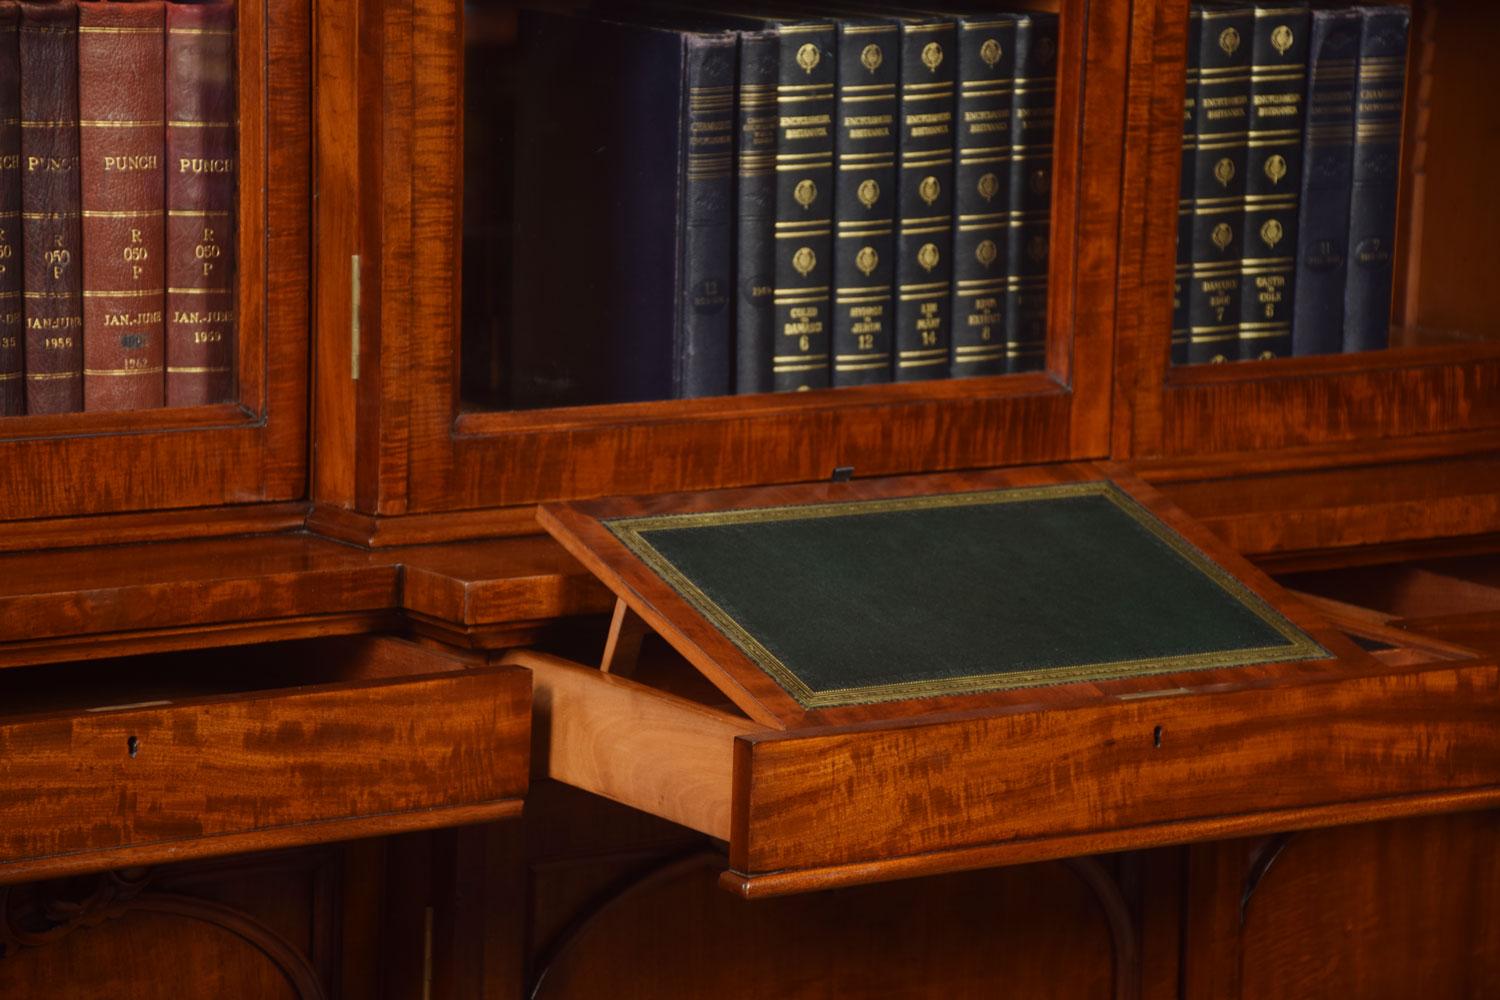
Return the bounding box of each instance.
[79,0,164,411]
[0,3,21,415]
[164,0,234,407]
[19,0,82,414]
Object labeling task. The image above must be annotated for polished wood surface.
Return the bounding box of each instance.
[0,531,612,669]
[308,0,1133,538]
[519,651,748,841]
[0,638,530,885]
[532,854,1125,1000]
[504,532,1500,900]
[539,462,1375,731]
[508,790,1500,999]
[3,0,1500,993]
[1183,811,1500,999]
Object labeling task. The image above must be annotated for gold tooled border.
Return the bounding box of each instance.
[604,481,1329,709]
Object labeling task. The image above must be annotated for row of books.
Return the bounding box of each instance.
[1173,2,1410,365]
[510,6,1058,408]
[0,0,236,417]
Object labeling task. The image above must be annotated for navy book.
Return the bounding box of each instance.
[511,10,735,407]
[1172,6,1202,366]
[892,16,958,382]
[830,19,899,387]
[950,13,1018,378]
[735,29,779,394]
[1003,11,1058,373]
[1290,6,1361,357]
[1236,2,1309,361]
[1183,3,1253,365]
[1341,5,1410,353]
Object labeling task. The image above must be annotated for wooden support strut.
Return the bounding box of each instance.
[600,597,650,677]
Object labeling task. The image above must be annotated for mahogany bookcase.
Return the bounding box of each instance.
[0,0,1497,996]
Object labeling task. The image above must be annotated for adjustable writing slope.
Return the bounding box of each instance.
[512,462,1500,896]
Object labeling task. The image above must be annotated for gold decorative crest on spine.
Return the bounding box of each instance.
[916,243,940,272]
[920,41,944,72]
[793,178,817,209]
[791,246,816,276]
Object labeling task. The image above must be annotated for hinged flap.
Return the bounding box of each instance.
[539,462,1376,729]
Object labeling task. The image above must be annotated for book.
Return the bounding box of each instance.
[1235,2,1308,361]
[950,13,1017,378]
[0,2,19,415]
[1290,6,1360,357]
[1003,11,1057,373]
[1172,6,1202,367]
[1182,3,1252,365]
[735,28,778,394]
[830,18,898,387]
[1341,4,1409,353]
[510,10,735,406]
[19,0,82,414]
[893,16,956,382]
[80,0,165,411]
[165,0,236,406]
[770,20,836,392]
[676,29,735,397]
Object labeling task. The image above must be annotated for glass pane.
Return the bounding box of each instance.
[1173,0,1500,368]
[0,0,238,416]
[461,2,1063,412]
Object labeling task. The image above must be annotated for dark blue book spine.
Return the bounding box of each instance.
[735,30,778,394]
[950,15,1016,378]
[831,21,898,387]
[771,21,836,391]
[677,36,736,397]
[1290,7,1360,357]
[1341,5,1409,353]
[1003,12,1057,374]
[1184,4,1253,365]
[1236,3,1309,361]
[1172,7,1202,367]
[893,18,957,382]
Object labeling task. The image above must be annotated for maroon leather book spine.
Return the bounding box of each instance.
[19,0,82,414]
[79,0,164,411]
[0,3,21,416]
[165,0,234,407]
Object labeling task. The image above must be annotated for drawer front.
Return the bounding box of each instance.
[0,662,529,882]
[729,662,1500,893]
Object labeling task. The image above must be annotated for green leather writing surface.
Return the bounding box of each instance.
[606,482,1326,708]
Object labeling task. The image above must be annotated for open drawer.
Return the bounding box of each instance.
[512,462,1500,898]
[0,635,529,884]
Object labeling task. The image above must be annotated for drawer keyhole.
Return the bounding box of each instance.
[127,735,139,759]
